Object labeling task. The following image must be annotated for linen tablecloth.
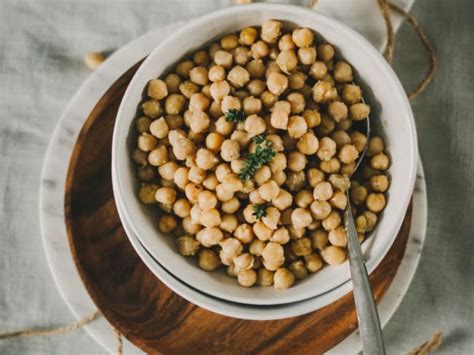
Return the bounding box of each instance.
[0,0,473,354]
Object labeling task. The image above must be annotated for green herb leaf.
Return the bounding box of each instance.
[238,138,276,181]
[225,109,246,123]
[252,204,267,220]
[252,134,266,145]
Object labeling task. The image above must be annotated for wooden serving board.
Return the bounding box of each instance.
[64,61,412,354]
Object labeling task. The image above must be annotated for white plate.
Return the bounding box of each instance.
[39,0,421,351]
[112,3,418,306]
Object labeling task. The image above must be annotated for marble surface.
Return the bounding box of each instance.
[38,1,421,353]
[5,0,474,354]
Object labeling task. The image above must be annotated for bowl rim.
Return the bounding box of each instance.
[112,2,418,305]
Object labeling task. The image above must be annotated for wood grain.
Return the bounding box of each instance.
[64,61,412,354]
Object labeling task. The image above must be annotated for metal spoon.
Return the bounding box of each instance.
[345,108,386,355]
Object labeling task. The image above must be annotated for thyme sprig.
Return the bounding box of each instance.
[252,204,267,220]
[238,136,276,181]
[224,109,246,123]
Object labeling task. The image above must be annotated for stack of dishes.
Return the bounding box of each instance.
[111,4,416,320]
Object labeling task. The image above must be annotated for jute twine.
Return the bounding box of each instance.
[1,1,438,354]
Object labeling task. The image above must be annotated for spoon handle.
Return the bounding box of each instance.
[345,199,386,355]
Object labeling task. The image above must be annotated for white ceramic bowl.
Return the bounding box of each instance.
[112,3,417,306]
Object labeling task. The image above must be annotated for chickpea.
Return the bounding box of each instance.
[333,61,353,83]
[182,216,202,235]
[286,260,307,280]
[221,95,242,113]
[187,166,205,184]
[219,238,243,265]
[350,103,371,121]
[286,95,305,117]
[136,116,151,134]
[244,114,266,137]
[287,115,308,139]
[154,187,176,205]
[158,215,177,233]
[222,174,243,192]
[216,140,239,163]
[321,245,346,265]
[171,198,191,218]
[270,110,289,130]
[317,137,337,161]
[342,84,362,104]
[303,109,321,128]
[267,72,288,96]
[138,133,158,152]
[367,136,385,156]
[305,254,323,273]
[295,132,319,156]
[251,221,271,241]
[287,151,307,172]
[313,181,333,201]
[319,158,340,174]
[137,165,155,181]
[310,228,329,249]
[260,207,280,230]
[198,249,221,271]
[148,118,168,140]
[363,211,378,232]
[260,90,278,108]
[250,165,270,185]
[197,227,224,248]
[268,226,288,244]
[258,180,280,201]
[293,190,312,208]
[261,20,282,44]
[262,242,285,271]
[316,115,336,137]
[371,153,390,170]
[312,80,338,103]
[227,65,250,88]
[240,27,258,46]
[310,200,332,220]
[196,190,217,211]
[246,79,266,97]
[286,70,306,90]
[296,47,315,65]
[337,144,358,165]
[322,210,341,231]
[233,223,253,244]
[273,268,295,289]
[183,183,202,204]
[328,189,346,209]
[237,270,257,287]
[216,184,234,202]
[165,94,186,115]
[350,185,367,206]
[214,50,233,68]
[285,170,305,192]
[188,66,208,86]
[366,193,386,213]
[370,175,389,192]
[268,153,286,173]
[214,116,234,136]
[291,208,313,229]
[267,187,291,210]
[251,40,270,59]
[214,164,231,183]
[138,184,158,204]
[317,43,335,62]
[276,50,298,74]
[177,236,200,256]
[148,145,168,166]
[233,253,255,274]
[242,96,262,115]
[265,135,284,153]
[171,166,189,190]
[176,60,194,78]
[207,65,224,83]
[164,73,182,94]
[255,269,273,287]
[309,61,328,81]
[142,99,162,118]
[291,27,313,48]
[326,102,348,123]
[165,114,184,130]
[328,227,347,247]
[219,33,238,50]
[246,60,266,80]
[192,49,210,66]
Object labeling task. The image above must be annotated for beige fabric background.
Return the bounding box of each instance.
[0,0,472,354]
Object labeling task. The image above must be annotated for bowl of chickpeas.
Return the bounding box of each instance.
[112,3,417,306]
